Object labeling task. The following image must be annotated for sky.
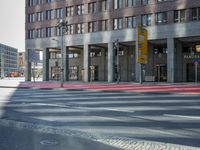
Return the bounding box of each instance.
[0,0,25,52]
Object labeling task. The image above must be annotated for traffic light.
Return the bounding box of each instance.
[113,39,119,50]
[113,39,119,56]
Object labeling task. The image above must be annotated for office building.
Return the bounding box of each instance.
[0,43,18,78]
[25,0,200,82]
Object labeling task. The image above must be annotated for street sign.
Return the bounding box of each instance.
[29,50,40,63]
[194,61,198,65]
[192,58,200,64]
[137,26,148,64]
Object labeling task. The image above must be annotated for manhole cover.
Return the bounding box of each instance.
[40,140,58,146]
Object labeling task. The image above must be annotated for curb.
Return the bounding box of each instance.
[0,119,199,150]
[1,85,200,96]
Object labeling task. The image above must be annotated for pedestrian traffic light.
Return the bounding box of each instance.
[113,39,119,50]
[114,39,119,56]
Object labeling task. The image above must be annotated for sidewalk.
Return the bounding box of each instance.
[1,77,200,95]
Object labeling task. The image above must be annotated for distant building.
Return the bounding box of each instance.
[0,43,18,78]
[18,52,25,76]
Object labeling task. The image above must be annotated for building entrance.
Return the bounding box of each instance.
[156,64,167,82]
[69,66,79,80]
[187,63,200,82]
[90,65,98,81]
[51,66,61,81]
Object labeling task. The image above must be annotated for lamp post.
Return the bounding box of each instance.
[56,19,68,87]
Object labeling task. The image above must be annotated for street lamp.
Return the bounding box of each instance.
[56,19,68,87]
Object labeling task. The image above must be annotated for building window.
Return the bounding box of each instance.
[157,0,171,2]
[76,4,84,15]
[75,23,84,34]
[46,0,52,3]
[88,21,97,32]
[28,13,35,23]
[88,2,97,13]
[28,29,35,39]
[46,10,54,20]
[90,51,102,57]
[142,14,151,26]
[100,0,107,11]
[126,16,137,28]
[114,0,123,9]
[191,7,200,21]
[38,0,44,5]
[36,28,44,38]
[174,9,186,23]
[28,0,35,6]
[56,27,62,36]
[114,18,123,30]
[100,20,108,31]
[66,24,74,35]
[127,0,136,7]
[37,12,44,22]
[142,0,151,5]
[154,46,167,54]
[156,12,167,24]
[66,6,74,17]
[56,8,63,19]
[46,27,54,37]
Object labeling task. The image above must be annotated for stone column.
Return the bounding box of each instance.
[175,41,183,82]
[43,48,50,81]
[63,46,69,81]
[167,38,175,83]
[151,13,156,26]
[101,48,106,81]
[25,49,31,81]
[83,44,90,82]
[146,44,154,76]
[108,42,114,82]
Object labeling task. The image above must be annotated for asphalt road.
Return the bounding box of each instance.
[0,87,200,149]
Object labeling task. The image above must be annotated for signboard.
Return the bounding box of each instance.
[137,26,148,64]
[196,45,200,53]
[29,50,40,63]
[193,58,200,63]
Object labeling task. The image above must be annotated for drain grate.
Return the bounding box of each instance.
[40,140,58,146]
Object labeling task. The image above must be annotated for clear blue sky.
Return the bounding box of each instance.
[0,0,25,52]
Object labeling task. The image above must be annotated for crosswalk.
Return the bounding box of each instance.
[1,88,200,147]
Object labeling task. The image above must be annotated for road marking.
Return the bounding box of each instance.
[164,114,200,120]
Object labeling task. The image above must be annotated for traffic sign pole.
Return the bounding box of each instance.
[195,62,198,84]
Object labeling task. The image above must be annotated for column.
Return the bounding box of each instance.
[25,49,31,81]
[83,44,90,82]
[145,44,154,76]
[167,38,175,83]
[135,34,141,83]
[108,42,114,82]
[175,41,183,82]
[43,48,50,81]
[63,46,69,81]
[168,11,174,24]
